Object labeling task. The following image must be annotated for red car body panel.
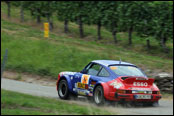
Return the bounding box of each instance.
[101,76,162,102]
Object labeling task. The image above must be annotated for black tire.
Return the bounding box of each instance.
[93,85,105,105]
[58,79,69,100]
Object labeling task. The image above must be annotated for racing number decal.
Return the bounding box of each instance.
[81,74,90,84]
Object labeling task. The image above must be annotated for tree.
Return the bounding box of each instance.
[56,1,75,33]
[5,1,11,18]
[26,2,43,24]
[89,1,110,40]
[39,1,57,31]
[12,1,29,22]
[103,2,121,43]
[26,1,56,30]
[134,2,154,49]
[152,1,173,52]
[119,1,144,45]
[71,1,91,38]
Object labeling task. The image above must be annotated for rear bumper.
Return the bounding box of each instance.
[106,92,162,102]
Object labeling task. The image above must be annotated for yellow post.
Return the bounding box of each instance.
[44,23,49,38]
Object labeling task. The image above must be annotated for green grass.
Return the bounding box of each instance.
[1,89,114,115]
[161,92,173,100]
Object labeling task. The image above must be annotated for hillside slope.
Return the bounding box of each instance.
[1,2,173,59]
[1,18,173,78]
[1,2,173,78]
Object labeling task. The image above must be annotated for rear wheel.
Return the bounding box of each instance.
[58,79,69,100]
[93,85,105,105]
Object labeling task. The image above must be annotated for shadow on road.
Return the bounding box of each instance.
[61,95,160,108]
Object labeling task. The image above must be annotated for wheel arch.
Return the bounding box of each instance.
[57,75,73,92]
[93,82,110,99]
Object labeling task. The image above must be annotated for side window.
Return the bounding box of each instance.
[82,63,93,74]
[87,64,101,76]
[98,68,109,77]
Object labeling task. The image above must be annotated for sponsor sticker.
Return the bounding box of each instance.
[110,80,123,89]
[91,81,96,85]
[110,66,117,70]
[77,82,88,89]
[81,74,90,84]
[89,84,95,90]
[130,87,151,91]
[128,66,136,70]
[77,89,89,95]
[88,93,93,96]
[133,82,148,87]
[78,91,86,95]
[132,90,147,94]
[60,72,76,76]
[71,76,73,80]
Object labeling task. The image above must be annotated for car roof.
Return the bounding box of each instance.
[91,60,135,67]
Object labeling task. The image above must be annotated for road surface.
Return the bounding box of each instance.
[1,78,173,115]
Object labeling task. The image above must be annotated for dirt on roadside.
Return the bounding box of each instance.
[3,70,57,87]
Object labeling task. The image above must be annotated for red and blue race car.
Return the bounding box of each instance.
[56,60,162,105]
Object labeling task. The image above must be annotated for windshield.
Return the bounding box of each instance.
[109,65,146,77]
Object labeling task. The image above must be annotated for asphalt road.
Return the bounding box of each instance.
[1,78,173,115]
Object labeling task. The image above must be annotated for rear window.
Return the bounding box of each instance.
[109,65,146,77]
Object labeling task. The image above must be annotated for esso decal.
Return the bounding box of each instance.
[133,82,148,87]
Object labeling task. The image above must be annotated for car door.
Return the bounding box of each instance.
[71,62,93,94]
[72,62,102,96]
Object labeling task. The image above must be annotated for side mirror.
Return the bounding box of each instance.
[81,69,87,74]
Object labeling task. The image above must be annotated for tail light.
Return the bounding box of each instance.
[57,74,61,86]
[56,74,61,90]
[126,90,132,94]
[153,91,160,94]
[117,89,126,94]
[58,74,60,81]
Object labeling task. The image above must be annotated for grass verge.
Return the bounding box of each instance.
[1,89,114,115]
[161,92,173,100]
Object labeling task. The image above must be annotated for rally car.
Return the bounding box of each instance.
[56,60,162,105]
